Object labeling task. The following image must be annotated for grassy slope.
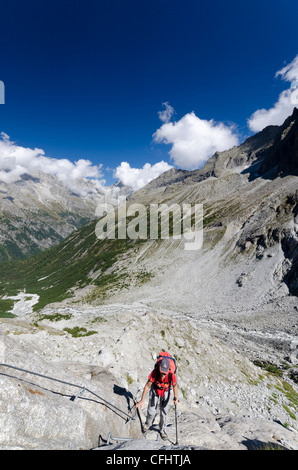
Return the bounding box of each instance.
[0,219,138,314]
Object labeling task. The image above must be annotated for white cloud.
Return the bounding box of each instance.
[0,132,105,195]
[247,90,294,133]
[158,102,175,123]
[153,110,239,170]
[113,160,173,192]
[247,55,298,133]
[275,55,298,82]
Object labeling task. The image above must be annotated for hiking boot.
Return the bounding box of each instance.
[160,431,168,440]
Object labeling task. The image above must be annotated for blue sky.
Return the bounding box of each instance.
[0,0,298,190]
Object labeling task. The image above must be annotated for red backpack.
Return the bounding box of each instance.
[153,352,177,396]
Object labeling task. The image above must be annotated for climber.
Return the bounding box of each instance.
[136,354,178,440]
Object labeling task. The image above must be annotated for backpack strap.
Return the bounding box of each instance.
[153,370,174,391]
[168,372,173,390]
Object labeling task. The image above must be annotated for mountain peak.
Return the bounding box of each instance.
[259,107,298,177]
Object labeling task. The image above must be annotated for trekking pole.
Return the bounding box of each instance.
[175,404,178,445]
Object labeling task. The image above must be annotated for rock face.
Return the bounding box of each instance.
[1,305,298,450]
[96,415,297,451]
[0,332,142,450]
[259,107,298,177]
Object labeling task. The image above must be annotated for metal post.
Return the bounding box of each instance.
[175,405,178,445]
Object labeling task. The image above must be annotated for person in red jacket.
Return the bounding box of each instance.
[136,356,178,440]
